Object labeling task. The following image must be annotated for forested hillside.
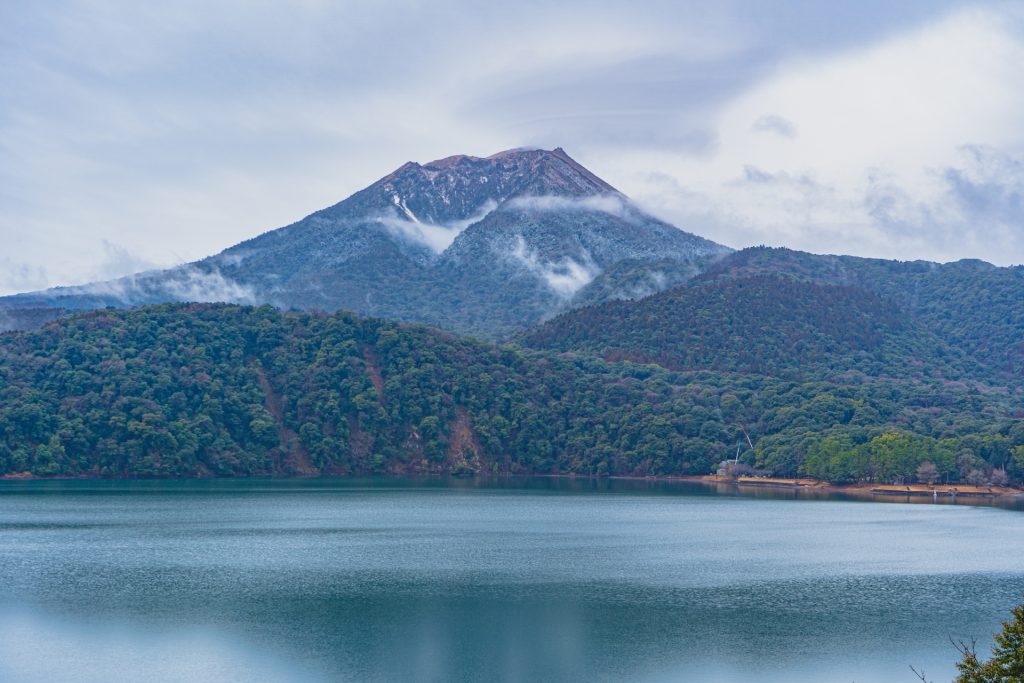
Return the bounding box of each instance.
[698,247,1024,377]
[519,274,983,383]
[0,304,1021,484]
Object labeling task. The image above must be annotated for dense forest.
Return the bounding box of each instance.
[697,247,1024,377]
[519,274,984,383]
[0,304,1021,484]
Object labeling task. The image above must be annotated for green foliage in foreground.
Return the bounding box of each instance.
[0,304,1021,480]
[954,601,1024,682]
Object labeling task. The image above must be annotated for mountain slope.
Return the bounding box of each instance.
[696,247,1024,377]
[1,304,1020,482]
[519,273,983,383]
[0,148,728,338]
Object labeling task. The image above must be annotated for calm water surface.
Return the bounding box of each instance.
[0,477,1021,683]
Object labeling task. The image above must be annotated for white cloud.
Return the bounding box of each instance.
[2,0,1022,300]
[89,241,162,281]
[160,267,257,304]
[375,200,498,253]
[0,1,752,295]
[53,266,256,305]
[0,258,49,293]
[718,8,1022,182]
[505,194,629,217]
[752,114,796,139]
[509,236,599,297]
[623,6,1024,264]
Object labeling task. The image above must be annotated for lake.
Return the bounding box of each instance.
[0,477,1021,682]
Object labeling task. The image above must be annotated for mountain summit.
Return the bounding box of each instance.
[366,147,619,218]
[0,148,730,337]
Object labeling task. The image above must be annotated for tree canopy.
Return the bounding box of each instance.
[0,303,1020,482]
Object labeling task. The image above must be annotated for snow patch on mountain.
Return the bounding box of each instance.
[376,200,498,253]
[391,194,420,222]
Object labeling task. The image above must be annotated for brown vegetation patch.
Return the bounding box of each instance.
[256,366,317,475]
[360,344,386,405]
[447,408,482,474]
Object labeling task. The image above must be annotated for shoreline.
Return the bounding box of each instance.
[564,473,1024,508]
[585,472,1022,497]
[730,476,1019,498]
[3,471,1022,508]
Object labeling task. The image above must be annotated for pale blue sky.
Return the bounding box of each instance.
[2,0,1022,294]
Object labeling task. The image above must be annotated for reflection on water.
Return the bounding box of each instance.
[0,610,320,683]
[0,477,1021,682]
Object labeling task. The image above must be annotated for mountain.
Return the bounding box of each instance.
[0,303,1019,482]
[521,246,1024,385]
[693,247,1024,376]
[4,150,1023,485]
[518,273,983,383]
[0,148,728,338]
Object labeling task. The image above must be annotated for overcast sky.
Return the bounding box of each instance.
[2,0,1023,295]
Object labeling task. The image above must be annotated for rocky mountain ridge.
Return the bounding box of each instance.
[0,148,728,338]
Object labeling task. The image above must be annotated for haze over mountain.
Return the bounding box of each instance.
[0,148,727,338]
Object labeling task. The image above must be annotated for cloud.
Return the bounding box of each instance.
[1,0,1020,298]
[0,259,49,293]
[505,193,630,217]
[89,241,163,281]
[752,114,796,138]
[862,145,1024,258]
[159,267,258,304]
[374,199,498,254]
[741,166,775,183]
[52,266,257,306]
[943,144,1024,226]
[509,236,599,297]
[626,5,1024,264]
